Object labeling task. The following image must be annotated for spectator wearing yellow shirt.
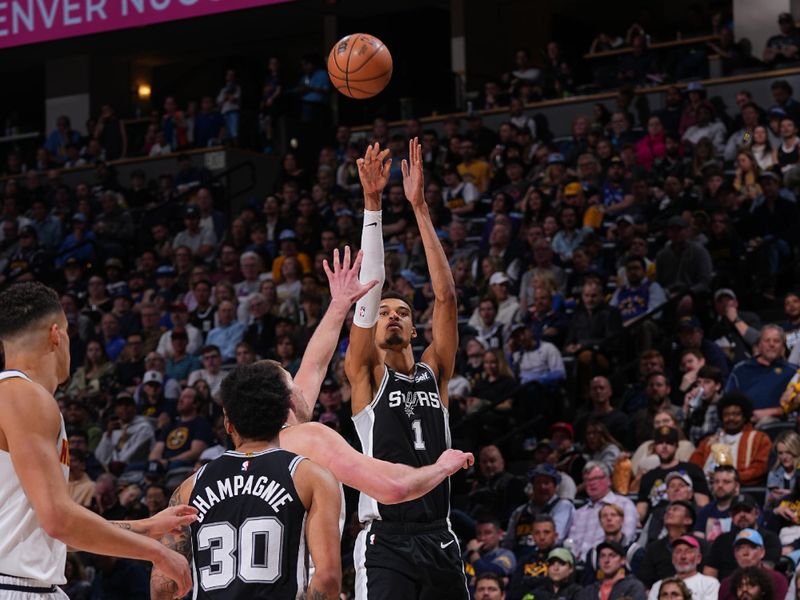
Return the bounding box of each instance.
[457,139,493,193]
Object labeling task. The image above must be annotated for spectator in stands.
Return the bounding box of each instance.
[506,464,574,547]
[683,104,727,155]
[473,573,506,600]
[647,535,719,600]
[508,323,565,387]
[583,421,624,473]
[205,300,246,362]
[67,449,96,508]
[684,365,724,446]
[694,465,740,542]
[567,461,637,560]
[464,516,517,585]
[195,96,225,148]
[655,217,713,295]
[608,112,639,149]
[717,529,788,600]
[520,548,580,600]
[468,445,526,524]
[636,426,710,523]
[770,79,800,123]
[187,345,225,399]
[725,325,796,420]
[763,14,800,66]
[725,103,762,162]
[28,198,62,252]
[691,393,771,486]
[216,68,241,142]
[148,386,212,471]
[504,513,559,598]
[65,339,115,400]
[709,288,761,366]
[636,116,667,171]
[632,372,676,446]
[638,500,698,588]
[164,329,201,384]
[574,376,630,445]
[45,115,81,164]
[457,139,492,194]
[94,393,154,471]
[765,430,800,509]
[576,540,646,600]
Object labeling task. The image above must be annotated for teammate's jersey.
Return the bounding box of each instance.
[189,448,308,600]
[0,370,70,585]
[354,362,451,523]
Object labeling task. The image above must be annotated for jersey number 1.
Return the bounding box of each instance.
[411,419,426,450]
[196,517,284,590]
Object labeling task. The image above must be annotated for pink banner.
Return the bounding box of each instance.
[0,0,291,49]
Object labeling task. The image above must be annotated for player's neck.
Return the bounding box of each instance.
[384,347,416,375]
[235,438,279,454]
[4,352,60,394]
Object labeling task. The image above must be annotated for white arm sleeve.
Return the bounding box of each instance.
[353,209,385,328]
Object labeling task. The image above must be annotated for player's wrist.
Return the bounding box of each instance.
[364,192,382,208]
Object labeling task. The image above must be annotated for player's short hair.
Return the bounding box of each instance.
[220,360,291,441]
[0,282,63,341]
[380,292,414,319]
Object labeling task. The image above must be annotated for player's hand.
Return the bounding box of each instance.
[436,449,474,475]
[324,247,379,308]
[153,547,193,598]
[357,142,391,201]
[401,136,425,209]
[145,505,198,539]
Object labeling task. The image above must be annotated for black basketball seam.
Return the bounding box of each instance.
[344,36,356,98]
[329,69,392,83]
[347,39,387,75]
[332,34,349,72]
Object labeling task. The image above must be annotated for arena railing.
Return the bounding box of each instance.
[349,65,800,140]
[582,34,719,60]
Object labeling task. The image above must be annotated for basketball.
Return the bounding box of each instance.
[327,33,393,99]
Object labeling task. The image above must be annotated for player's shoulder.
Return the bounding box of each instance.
[0,374,55,415]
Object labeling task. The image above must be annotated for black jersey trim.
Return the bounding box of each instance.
[367,367,390,411]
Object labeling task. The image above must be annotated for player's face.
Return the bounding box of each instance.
[54,313,71,384]
[378,299,415,348]
[284,369,310,424]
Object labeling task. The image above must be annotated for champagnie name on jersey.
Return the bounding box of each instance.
[191,474,295,522]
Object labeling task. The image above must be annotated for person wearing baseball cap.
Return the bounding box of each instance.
[704,494,782,581]
[94,393,156,471]
[505,464,574,551]
[709,287,761,366]
[637,426,710,524]
[550,421,587,485]
[716,528,789,600]
[517,548,581,600]
[576,539,646,600]
[647,535,719,600]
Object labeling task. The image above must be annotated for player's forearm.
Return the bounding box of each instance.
[384,461,451,504]
[296,298,350,399]
[49,501,165,562]
[364,190,381,211]
[413,204,455,300]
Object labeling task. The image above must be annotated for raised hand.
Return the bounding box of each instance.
[435,449,475,475]
[401,136,425,209]
[323,247,379,307]
[357,142,392,202]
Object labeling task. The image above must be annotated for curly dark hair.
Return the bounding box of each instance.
[730,566,773,600]
[717,391,754,422]
[0,281,63,341]
[220,360,291,441]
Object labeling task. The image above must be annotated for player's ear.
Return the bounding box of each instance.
[410,326,417,339]
[223,413,233,435]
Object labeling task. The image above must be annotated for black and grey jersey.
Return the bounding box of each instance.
[353,361,451,523]
[188,448,307,600]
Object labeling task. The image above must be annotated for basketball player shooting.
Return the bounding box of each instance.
[0,282,195,599]
[345,139,468,599]
[150,247,472,600]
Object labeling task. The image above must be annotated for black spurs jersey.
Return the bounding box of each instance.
[188,448,308,600]
[353,361,451,523]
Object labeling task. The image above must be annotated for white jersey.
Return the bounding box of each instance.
[0,370,70,585]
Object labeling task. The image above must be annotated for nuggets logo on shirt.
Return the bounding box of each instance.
[59,438,70,467]
[166,427,189,450]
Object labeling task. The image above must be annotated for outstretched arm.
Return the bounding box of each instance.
[403,138,459,390]
[151,481,194,600]
[345,143,391,413]
[0,380,193,598]
[282,422,473,504]
[294,247,378,418]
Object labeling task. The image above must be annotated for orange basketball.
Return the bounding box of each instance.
[327,33,393,99]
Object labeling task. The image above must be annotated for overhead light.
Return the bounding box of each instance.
[137,84,152,100]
